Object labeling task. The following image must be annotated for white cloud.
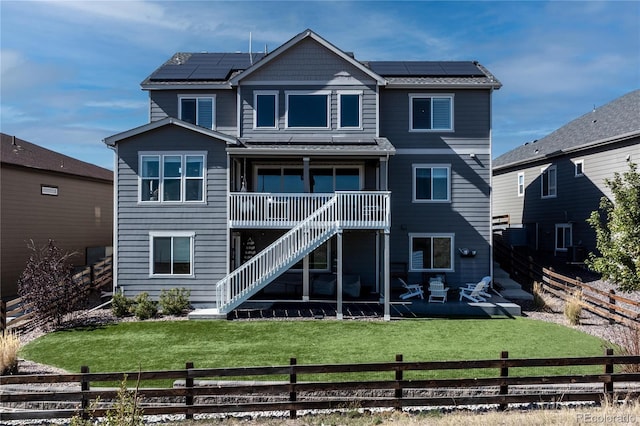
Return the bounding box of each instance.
[85,100,148,110]
[46,0,188,30]
[0,105,38,125]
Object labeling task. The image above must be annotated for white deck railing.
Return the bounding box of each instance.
[216,192,390,313]
[229,191,390,229]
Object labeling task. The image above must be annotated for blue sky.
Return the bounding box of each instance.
[1,1,638,170]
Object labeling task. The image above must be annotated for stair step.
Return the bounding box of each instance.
[500,288,534,301]
[188,309,226,320]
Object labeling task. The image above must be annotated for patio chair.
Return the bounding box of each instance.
[428,280,449,303]
[459,276,492,302]
[463,276,492,298]
[398,278,424,300]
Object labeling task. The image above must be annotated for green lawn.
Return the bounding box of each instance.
[21,318,608,385]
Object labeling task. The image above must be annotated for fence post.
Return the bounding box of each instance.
[528,256,535,291]
[509,246,515,277]
[395,354,403,411]
[604,348,614,403]
[80,365,90,420]
[608,290,616,325]
[289,357,297,419]
[499,351,509,411]
[185,361,194,420]
[1,300,6,333]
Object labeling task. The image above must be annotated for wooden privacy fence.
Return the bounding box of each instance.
[2,350,640,421]
[0,255,113,333]
[493,237,640,328]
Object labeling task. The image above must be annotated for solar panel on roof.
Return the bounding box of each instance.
[189,66,231,80]
[369,61,482,77]
[440,62,481,76]
[368,62,409,75]
[149,64,198,80]
[404,62,448,75]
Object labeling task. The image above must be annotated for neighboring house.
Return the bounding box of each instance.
[104,29,501,317]
[492,90,639,261]
[1,133,114,299]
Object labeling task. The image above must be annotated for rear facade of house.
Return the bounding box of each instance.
[492,90,639,261]
[105,30,501,316]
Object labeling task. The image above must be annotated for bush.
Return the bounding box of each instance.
[532,281,550,312]
[159,288,191,316]
[1,330,20,375]
[71,375,143,426]
[612,326,640,373]
[17,240,87,326]
[112,292,134,317]
[134,293,157,320]
[564,290,582,325]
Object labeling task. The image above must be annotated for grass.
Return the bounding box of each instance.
[20,317,609,386]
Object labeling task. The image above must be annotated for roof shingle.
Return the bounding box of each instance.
[1,133,113,181]
[493,90,640,169]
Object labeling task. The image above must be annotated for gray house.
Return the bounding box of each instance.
[104,29,501,317]
[493,90,639,261]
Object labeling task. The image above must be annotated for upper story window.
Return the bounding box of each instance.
[413,164,450,202]
[286,91,330,128]
[254,91,278,129]
[517,172,525,197]
[541,165,557,198]
[574,159,584,177]
[255,166,361,193]
[409,94,453,131]
[140,153,205,203]
[338,91,362,129]
[179,96,215,129]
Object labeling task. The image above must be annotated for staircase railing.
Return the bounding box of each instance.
[215,196,339,313]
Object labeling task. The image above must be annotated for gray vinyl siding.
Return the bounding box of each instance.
[388,151,492,287]
[149,89,237,135]
[492,138,639,256]
[115,125,228,302]
[380,87,493,286]
[243,38,374,83]
[380,89,491,145]
[239,84,377,137]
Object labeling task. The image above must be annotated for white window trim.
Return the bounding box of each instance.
[408,233,455,272]
[139,151,207,204]
[541,164,557,199]
[253,90,279,129]
[412,164,451,203]
[178,94,216,130]
[337,90,363,130]
[409,93,454,132]
[555,223,572,253]
[285,90,331,129]
[517,172,525,197]
[574,159,584,177]
[149,231,195,277]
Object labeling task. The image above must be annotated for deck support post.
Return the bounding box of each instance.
[337,230,343,320]
[383,230,390,321]
[302,256,310,301]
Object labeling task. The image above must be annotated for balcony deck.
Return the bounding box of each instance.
[229,191,390,229]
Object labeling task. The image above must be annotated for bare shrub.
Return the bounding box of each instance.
[612,326,640,373]
[17,240,88,326]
